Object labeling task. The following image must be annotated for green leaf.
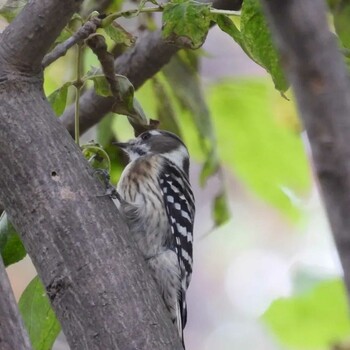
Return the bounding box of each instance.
[85,68,148,130]
[86,69,113,97]
[162,53,231,226]
[208,79,310,221]
[96,115,126,183]
[333,1,350,49]
[85,67,112,97]
[54,27,72,45]
[93,76,113,97]
[0,0,26,22]
[19,276,61,350]
[125,97,148,126]
[81,142,111,172]
[162,0,211,49]
[47,82,71,116]
[107,0,124,13]
[163,53,219,184]
[0,212,26,267]
[214,1,288,93]
[96,113,116,146]
[213,191,230,226]
[151,77,181,135]
[240,0,288,92]
[263,279,350,348]
[214,14,243,47]
[104,22,136,46]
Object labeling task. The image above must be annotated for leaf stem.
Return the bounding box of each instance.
[209,9,241,16]
[101,6,164,27]
[101,4,240,27]
[74,43,83,146]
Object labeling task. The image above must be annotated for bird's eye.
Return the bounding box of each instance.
[141,132,151,141]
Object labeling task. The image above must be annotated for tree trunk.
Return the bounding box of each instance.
[260,0,350,295]
[0,257,33,350]
[0,1,183,349]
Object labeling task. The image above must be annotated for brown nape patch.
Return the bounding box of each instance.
[130,158,155,178]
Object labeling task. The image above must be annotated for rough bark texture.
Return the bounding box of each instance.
[0,0,82,76]
[0,1,183,349]
[260,0,350,291]
[59,0,240,137]
[0,258,33,350]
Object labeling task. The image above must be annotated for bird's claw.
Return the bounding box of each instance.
[93,168,121,200]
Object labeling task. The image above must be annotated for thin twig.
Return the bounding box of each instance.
[85,34,157,135]
[101,6,164,26]
[85,35,119,96]
[42,16,101,68]
[43,3,239,69]
[74,43,83,146]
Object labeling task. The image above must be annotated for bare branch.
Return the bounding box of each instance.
[43,16,102,68]
[0,0,83,76]
[259,0,350,293]
[86,34,120,96]
[0,257,33,350]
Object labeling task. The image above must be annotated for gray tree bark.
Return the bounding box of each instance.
[0,1,183,349]
[0,257,33,350]
[260,0,350,293]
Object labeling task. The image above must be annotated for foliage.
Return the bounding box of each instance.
[0,212,26,266]
[162,0,211,49]
[208,79,310,221]
[332,0,350,49]
[215,0,288,93]
[263,279,350,349]
[19,276,61,350]
[0,0,26,22]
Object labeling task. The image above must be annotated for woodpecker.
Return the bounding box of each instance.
[114,130,195,346]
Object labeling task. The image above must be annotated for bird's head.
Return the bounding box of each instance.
[113,130,190,176]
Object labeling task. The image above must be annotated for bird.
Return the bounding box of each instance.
[113,129,195,347]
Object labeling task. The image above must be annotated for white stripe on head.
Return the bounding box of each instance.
[162,145,188,170]
[126,144,150,161]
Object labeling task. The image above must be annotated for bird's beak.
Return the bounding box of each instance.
[112,142,129,149]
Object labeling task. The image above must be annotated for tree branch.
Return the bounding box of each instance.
[0,257,33,350]
[42,16,102,69]
[0,0,83,76]
[259,0,350,293]
[59,0,239,136]
[60,29,178,135]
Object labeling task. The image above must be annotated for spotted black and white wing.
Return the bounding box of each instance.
[158,160,195,328]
